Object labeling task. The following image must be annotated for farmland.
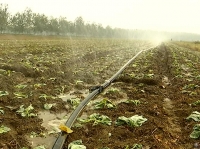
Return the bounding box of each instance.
[0,35,152,149]
[1,35,200,149]
[66,42,200,149]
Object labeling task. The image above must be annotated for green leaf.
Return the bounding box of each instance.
[94,98,116,109]
[116,115,147,127]
[186,111,200,122]
[15,84,27,89]
[75,80,84,85]
[16,104,37,117]
[0,125,10,134]
[68,140,86,149]
[183,84,199,90]
[39,94,56,100]
[0,107,4,114]
[30,132,38,138]
[132,144,143,149]
[26,104,34,111]
[106,88,119,94]
[33,145,46,149]
[0,91,9,97]
[191,100,200,106]
[67,98,80,109]
[14,92,28,98]
[145,73,154,78]
[123,100,141,106]
[190,124,200,139]
[79,113,112,126]
[44,103,53,110]
[125,145,142,149]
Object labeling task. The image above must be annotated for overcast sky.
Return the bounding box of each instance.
[1,0,200,34]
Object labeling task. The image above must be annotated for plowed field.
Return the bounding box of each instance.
[0,35,152,149]
[1,35,200,149]
[66,43,200,149]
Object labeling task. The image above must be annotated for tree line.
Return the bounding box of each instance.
[0,4,134,38]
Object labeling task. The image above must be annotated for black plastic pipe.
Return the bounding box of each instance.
[52,46,154,149]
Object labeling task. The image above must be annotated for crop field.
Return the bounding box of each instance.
[1,35,200,149]
[0,35,153,149]
[66,42,200,149]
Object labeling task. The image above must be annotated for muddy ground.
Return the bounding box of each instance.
[65,43,200,149]
[1,35,200,149]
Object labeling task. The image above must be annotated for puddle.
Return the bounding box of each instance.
[59,89,89,102]
[29,136,56,149]
[28,111,69,148]
[59,94,76,101]
[28,90,89,148]
[28,88,127,148]
[77,111,89,120]
[38,111,69,131]
[86,91,128,110]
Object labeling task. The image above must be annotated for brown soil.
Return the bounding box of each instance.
[65,43,200,149]
[1,35,200,149]
[0,35,153,149]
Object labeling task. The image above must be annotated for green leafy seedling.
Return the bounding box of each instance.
[186,111,200,122]
[34,83,46,89]
[145,73,154,78]
[190,124,200,139]
[0,125,10,134]
[125,144,143,149]
[0,107,4,114]
[68,140,86,149]
[94,98,116,109]
[123,100,141,106]
[106,88,119,93]
[30,132,38,138]
[182,84,199,90]
[191,100,200,106]
[75,80,84,85]
[0,91,9,97]
[116,115,147,127]
[16,104,37,117]
[39,94,55,100]
[14,92,28,98]
[44,103,54,110]
[15,84,27,89]
[67,98,81,109]
[78,113,112,126]
[132,144,143,149]
[33,146,46,149]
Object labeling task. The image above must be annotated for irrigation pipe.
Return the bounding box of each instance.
[52,46,155,149]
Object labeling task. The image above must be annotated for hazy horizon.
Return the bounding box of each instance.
[1,0,200,35]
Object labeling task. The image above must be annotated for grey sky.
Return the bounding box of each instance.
[1,0,200,34]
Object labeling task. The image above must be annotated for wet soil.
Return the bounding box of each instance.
[1,35,200,149]
[0,35,153,149]
[65,43,200,149]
